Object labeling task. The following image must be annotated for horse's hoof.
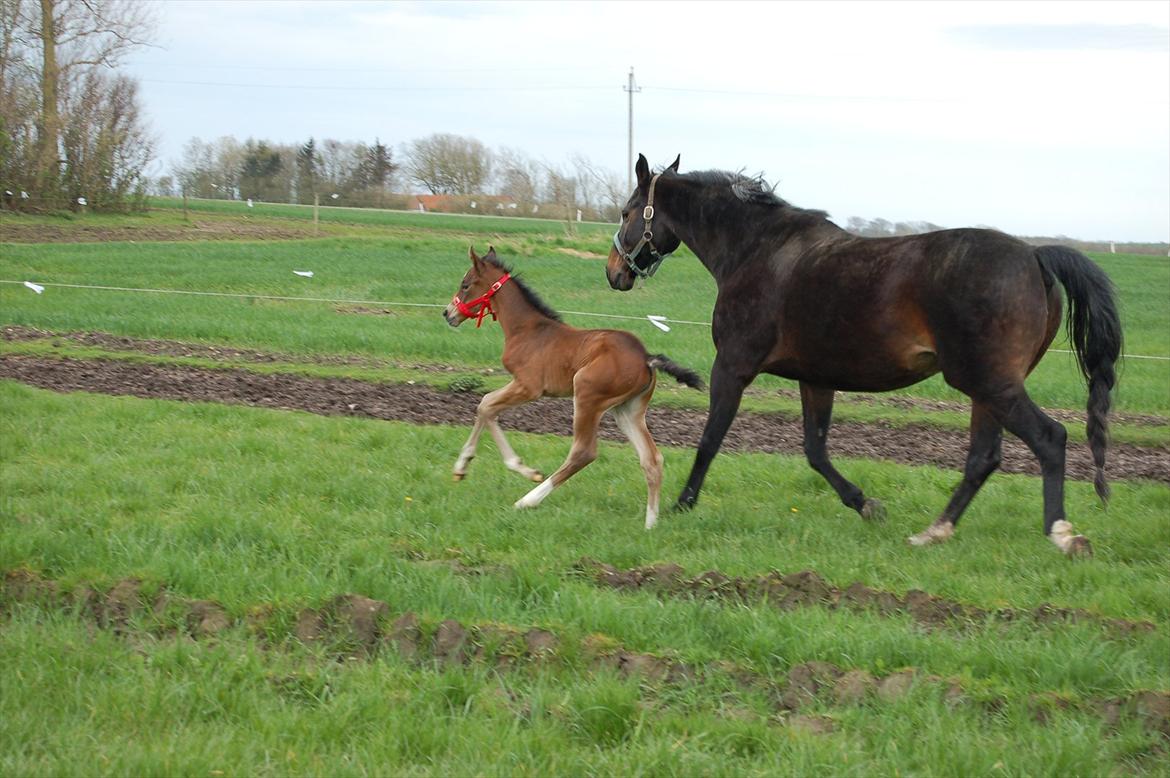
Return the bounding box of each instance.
[860,498,886,522]
[452,473,465,482]
[1065,535,1093,559]
[673,499,696,513]
[907,521,954,547]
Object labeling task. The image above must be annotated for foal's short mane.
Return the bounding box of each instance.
[669,168,830,222]
[484,255,562,322]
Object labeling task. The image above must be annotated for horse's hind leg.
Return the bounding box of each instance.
[800,384,884,521]
[909,402,1002,546]
[990,389,1090,557]
[453,380,543,482]
[514,392,604,510]
[612,387,664,530]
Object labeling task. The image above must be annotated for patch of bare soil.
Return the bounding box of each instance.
[1,326,490,375]
[574,558,1155,637]
[0,217,317,243]
[1,352,1166,484]
[3,568,1165,738]
[555,247,607,260]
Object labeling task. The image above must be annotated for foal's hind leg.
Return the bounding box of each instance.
[453,380,543,482]
[612,388,664,530]
[909,402,1002,546]
[800,384,884,521]
[514,388,605,510]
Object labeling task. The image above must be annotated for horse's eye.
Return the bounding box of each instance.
[621,210,629,220]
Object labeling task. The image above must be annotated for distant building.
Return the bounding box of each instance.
[406,194,517,214]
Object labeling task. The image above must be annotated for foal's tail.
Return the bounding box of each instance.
[648,354,705,390]
[1035,245,1123,502]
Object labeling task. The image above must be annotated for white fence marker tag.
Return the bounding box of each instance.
[23,281,44,294]
[647,315,670,332]
[293,271,314,278]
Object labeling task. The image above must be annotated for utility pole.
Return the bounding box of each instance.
[624,66,641,192]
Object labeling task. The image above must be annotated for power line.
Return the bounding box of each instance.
[140,78,614,93]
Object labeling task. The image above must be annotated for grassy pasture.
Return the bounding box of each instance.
[1,207,1168,775]
[1,382,1168,775]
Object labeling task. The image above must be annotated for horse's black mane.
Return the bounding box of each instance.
[669,168,830,221]
[484,255,562,322]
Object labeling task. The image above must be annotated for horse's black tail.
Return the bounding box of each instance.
[648,354,705,390]
[1035,245,1123,502]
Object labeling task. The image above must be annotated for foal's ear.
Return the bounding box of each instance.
[485,245,497,261]
[667,154,680,173]
[635,153,651,190]
[469,245,482,267]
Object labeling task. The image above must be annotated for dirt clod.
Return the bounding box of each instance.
[434,619,470,666]
[186,600,232,637]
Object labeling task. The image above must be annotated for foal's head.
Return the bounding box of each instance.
[607,153,683,291]
[444,246,510,328]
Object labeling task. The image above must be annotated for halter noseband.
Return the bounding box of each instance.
[453,273,510,327]
[612,173,673,279]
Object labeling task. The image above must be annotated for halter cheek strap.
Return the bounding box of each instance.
[612,173,672,279]
[453,273,510,327]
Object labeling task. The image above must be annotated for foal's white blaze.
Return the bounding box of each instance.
[515,478,555,509]
[907,520,955,547]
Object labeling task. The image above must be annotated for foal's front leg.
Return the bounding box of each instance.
[453,380,543,482]
[515,388,605,510]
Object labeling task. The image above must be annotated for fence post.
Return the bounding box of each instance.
[314,193,320,236]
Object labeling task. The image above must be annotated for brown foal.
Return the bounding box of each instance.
[443,246,703,528]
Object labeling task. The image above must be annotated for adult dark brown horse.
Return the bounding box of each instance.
[607,154,1121,556]
[445,246,704,529]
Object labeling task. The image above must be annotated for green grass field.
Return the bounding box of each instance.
[1,206,1168,775]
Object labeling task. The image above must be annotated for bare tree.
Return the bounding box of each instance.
[1,0,155,208]
[571,153,625,221]
[405,133,491,195]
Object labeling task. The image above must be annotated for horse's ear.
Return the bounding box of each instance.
[635,154,651,190]
[667,154,680,173]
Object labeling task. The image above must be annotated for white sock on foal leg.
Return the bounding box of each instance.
[514,478,555,509]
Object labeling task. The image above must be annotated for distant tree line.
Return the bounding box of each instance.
[161,131,629,223]
[843,215,1167,256]
[1,0,155,212]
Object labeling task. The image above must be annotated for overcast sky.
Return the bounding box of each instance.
[127,0,1169,242]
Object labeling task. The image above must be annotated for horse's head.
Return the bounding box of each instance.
[444,245,511,328]
[607,153,683,291]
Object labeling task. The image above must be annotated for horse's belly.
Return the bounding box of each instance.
[763,346,939,392]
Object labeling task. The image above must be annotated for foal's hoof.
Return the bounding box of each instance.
[530,472,544,483]
[452,472,465,482]
[1065,535,1094,559]
[860,498,886,522]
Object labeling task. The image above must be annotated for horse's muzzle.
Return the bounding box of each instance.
[606,247,636,291]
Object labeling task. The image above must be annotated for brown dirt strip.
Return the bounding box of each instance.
[0,325,482,374]
[4,569,1166,738]
[1,352,1167,484]
[574,558,1155,637]
[0,218,320,244]
[12,325,1166,429]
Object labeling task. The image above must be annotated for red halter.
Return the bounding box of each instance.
[453,273,510,327]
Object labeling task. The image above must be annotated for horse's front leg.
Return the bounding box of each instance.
[453,380,541,482]
[799,383,884,521]
[676,356,751,510]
